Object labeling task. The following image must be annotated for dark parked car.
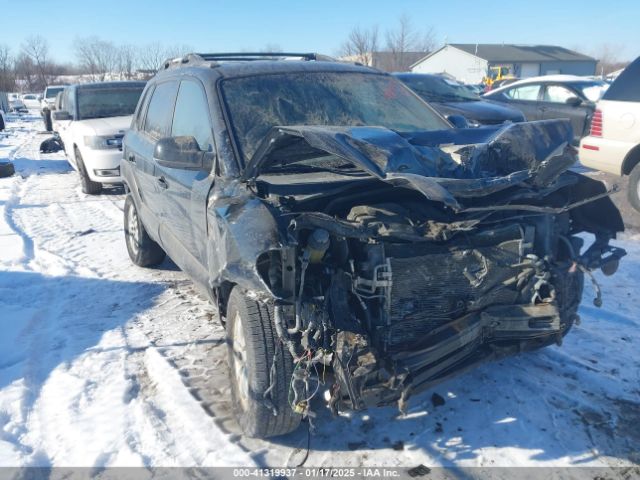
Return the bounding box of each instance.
[483,75,609,144]
[121,53,625,439]
[395,73,525,126]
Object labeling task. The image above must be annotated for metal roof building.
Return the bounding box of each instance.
[411,44,597,84]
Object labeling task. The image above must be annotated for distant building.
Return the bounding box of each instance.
[341,51,428,72]
[410,44,597,84]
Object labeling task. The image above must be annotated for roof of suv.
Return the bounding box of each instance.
[156,53,379,80]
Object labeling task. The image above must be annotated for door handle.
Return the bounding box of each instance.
[127,154,136,164]
[157,176,169,190]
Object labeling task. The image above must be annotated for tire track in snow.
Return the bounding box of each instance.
[2,127,63,271]
[2,126,256,466]
[3,178,35,268]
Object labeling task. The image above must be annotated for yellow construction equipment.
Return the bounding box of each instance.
[483,66,515,88]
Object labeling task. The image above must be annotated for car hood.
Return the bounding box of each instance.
[78,115,132,136]
[432,100,525,123]
[243,120,576,211]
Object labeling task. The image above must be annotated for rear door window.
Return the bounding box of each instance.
[505,84,541,101]
[144,81,179,138]
[603,58,640,102]
[543,85,576,103]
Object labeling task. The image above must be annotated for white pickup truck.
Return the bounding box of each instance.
[580,57,640,211]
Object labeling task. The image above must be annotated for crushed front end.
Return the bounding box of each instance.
[246,120,626,418]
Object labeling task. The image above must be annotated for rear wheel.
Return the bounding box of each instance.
[74,148,102,195]
[627,163,640,213]
[123,195,166,267]
[226,287,301,438]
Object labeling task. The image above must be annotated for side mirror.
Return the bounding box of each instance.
[565,96,582,107]
[154,136,205,170]
[52,110,72,121]
[447,114,470,129]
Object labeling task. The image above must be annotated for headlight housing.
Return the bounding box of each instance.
[84,135,123,150]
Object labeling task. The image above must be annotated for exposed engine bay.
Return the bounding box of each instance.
[236,120,626,421]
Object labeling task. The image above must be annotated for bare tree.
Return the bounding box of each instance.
[137,42,167,72]
[385,15,435,71]
[260,43,283,53]
[415,26,437,55]
[0,44,15,91]
[117,44,137,80]
[340,26,379,66]
[21,35,50,87]
[591,43,628,76]
[164,44,194,59]
[258,43,285,59]
[14,53,39,91]
[135,43,194,75]
[74,36,118,81]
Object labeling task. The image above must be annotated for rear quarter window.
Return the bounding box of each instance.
[134,86,154,131]
[504,84,541,101]
[603,58,640,102]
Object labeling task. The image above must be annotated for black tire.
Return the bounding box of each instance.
[43,109,52,132]
[74,148,102,195]
[0,114,5,131]
[0,161,15,178]
[627,163,640,213]
[226,287,301,438]
[123,195,166,267]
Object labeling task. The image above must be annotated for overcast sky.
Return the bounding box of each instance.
[4,0,639,63]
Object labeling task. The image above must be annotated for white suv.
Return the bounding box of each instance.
[580,57,640,211]
[53,81,146,194]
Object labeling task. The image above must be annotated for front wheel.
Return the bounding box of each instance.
[226,287,301,438]
[123,195,166,267]
[627,163,640,213]
[74,148,102,195]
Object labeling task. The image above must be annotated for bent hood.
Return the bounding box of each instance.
[243,120,576,211]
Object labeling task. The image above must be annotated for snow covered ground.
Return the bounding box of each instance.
[1,114,639,475]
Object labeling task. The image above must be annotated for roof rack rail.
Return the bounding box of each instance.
[162,52,336,70]
[194,52,333,62]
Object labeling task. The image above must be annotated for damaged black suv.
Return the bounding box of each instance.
[121,53,626,439]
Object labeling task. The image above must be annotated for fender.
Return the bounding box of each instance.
[206,178,286,303]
